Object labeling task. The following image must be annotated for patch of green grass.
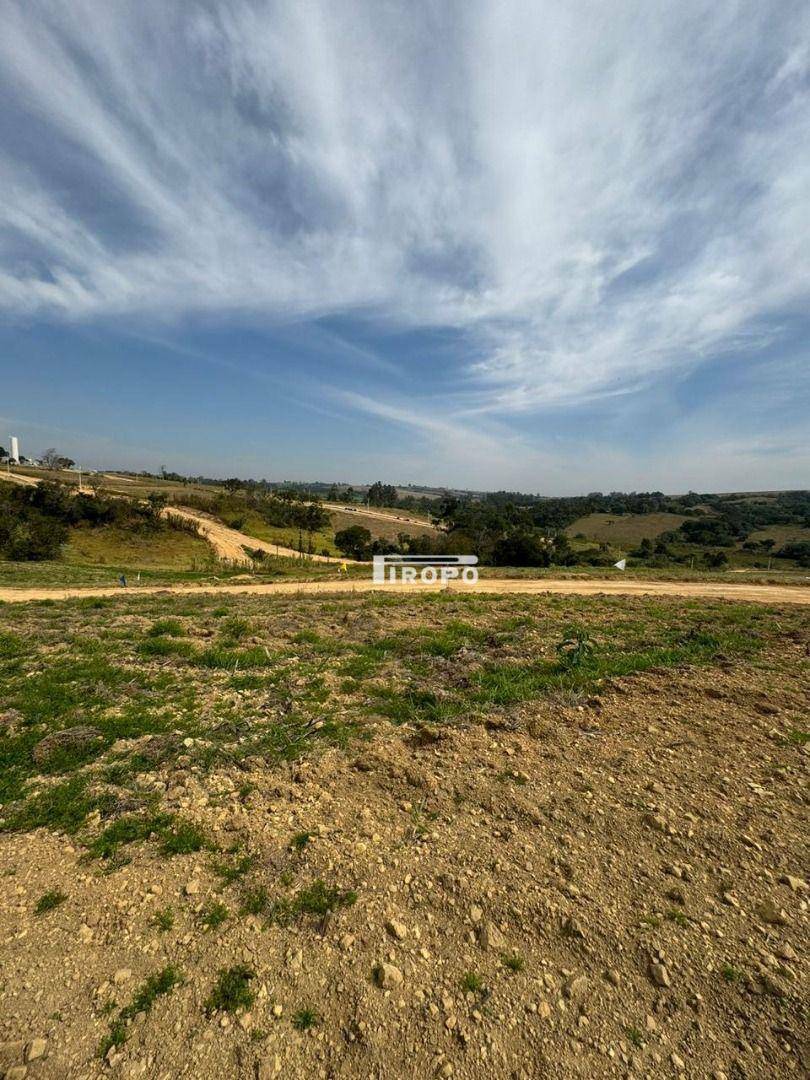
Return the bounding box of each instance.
[198,901,229,930]
[502,951,525,972]
[146,619,184,638]
[219,616,252,642]
[212,852,256,886]
[1,776,115,835]
[138,637,192,658]
[369,686,463,725]
[35,888,67,915]
[292,1007,318,1030]
[783,728,809,747]
[99,965,182,1057]
[269,879,357,924]
[85,812,173,860]
[626,1026,644,1048]
[240,886,270,916]
[291,830,311,851]
[666,908,689,927]
[721,963,741,983]
[194,645,273,670]
[160,818,208,855]
[151,906,174,932]
[460,971,486,994]
[205,965,255,1015]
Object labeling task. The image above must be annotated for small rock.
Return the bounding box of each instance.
[779,874,807,893]
[375,963,403,989]
[562,973,589,1000]
[184,880,201,896]
[537,1000,552,1019]
[604,969,621,987]
[25,1039,47,1062]
[469,905,483,924]
[478,921,506,951]
[6,1068,27,1080]
[238,1012,253,1031]
[671,1052,685,1071]
[756,899,788,926]
[271,1004,283,1018]
[386,919,408,941]
[643,813,667,833]
[113,969,132,986]
[650,963,671,988]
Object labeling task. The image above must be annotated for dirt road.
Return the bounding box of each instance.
[1,577,808,605]
[322,502,439,531]
[165,507,348,564]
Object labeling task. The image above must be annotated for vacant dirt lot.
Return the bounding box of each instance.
[0,592,806,1079]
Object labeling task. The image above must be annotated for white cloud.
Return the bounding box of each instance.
[0,0,808,421]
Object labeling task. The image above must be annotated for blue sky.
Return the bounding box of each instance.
[1,1,808,493]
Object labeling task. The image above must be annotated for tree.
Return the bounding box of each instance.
[334,525,372,560]
[223,478,243,494]
[0,446,6,460]
[38,448,74,470]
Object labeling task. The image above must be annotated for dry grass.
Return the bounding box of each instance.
[565,512,690,545]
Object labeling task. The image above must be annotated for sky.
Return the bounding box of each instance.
[1,1,808,494]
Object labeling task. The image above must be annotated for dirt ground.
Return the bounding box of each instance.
[0,593,806,1079]
[1,577,809,606]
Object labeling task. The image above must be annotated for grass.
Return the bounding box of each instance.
[1,590,802,862]
[99,966,182,1057]
[64,523,211,570]
[212,852,256,886]
[151,906,174,932]
[198,901,229,930]
[292,1007,319,1030]
[721,963,741,983]
[35,888,67,915]
[268,879,357,924]
[626,1026,644,1048]
[502,951,525,972]
[461,971,486,994]
[205,965,256,1014]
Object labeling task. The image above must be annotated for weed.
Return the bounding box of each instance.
[721,963,741,983]
[502,951,525,972]
[198,901,229,930]
[555,626,596,668]
[268,879,357,924]
[146,619,184,638]
[461,971,486,994]
[86,813,173,860]
[212,852,256,886]
[291,831,311,851]
[151,906,174,932]
[35,889,67,915]
[240,886,270,916]
[666,908,689,927]
[160,819,208,855]
[626,1026,644,1048]
[99,966,182,1057]
[205,965,256,1014]
[292,1007,318,1030]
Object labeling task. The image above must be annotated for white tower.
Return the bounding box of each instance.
[9,436,19,463]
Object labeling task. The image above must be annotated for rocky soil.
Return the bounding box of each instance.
[0,594,807,1078]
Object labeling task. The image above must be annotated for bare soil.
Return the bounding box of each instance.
[0,593,806,1080]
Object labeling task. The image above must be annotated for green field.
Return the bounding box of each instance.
[565,512,690,544]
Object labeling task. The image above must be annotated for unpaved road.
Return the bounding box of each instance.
[165,507,349,564]
[322,502,439,531]
[1,577,808,604]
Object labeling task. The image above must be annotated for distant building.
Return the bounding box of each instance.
[9,435,19,463]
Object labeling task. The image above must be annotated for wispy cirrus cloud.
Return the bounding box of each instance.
[0,0,808,427]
